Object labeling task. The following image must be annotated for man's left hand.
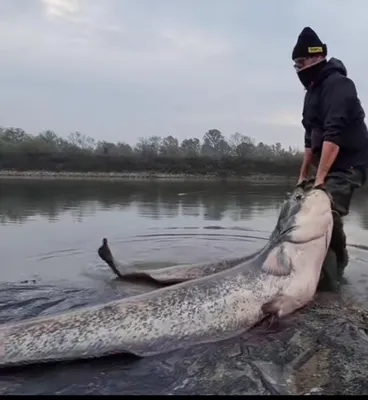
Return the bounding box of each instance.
[313,179,324,188]
[313,182,328,193]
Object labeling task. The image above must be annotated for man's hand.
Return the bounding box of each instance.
[296,178,307,188]
[313,183,327,192]
[313,183,331,201]
[313,178,325,188]
[296,177,314,190]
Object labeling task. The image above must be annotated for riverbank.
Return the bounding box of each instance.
[0,169,295,183]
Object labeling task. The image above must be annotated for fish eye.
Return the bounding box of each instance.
[295,193,304,201]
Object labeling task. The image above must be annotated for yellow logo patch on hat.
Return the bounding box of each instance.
[308,46,323,54]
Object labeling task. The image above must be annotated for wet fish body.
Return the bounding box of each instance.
[0,188,333,367]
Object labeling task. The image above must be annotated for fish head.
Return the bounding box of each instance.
[284,187,333,247]
[298,188,333,219]
[270,186,333,247]
[271,187,307,239]
[261,187,333,292]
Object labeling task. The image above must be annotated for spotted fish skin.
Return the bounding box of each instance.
[0,188,333,368]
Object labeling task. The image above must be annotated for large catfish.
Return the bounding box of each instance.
[0,187,333,367]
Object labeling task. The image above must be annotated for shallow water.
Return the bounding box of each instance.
[0,179,367,394]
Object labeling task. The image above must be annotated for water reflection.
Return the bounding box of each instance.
[1,178,368,230]
[0,179,367,307]
[0,180,292,225]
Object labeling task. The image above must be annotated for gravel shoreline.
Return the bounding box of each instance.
[0,170,294,183]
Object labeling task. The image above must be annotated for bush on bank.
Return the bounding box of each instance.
[0,127,303,176]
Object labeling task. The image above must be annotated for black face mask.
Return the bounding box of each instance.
[297,59,327,89]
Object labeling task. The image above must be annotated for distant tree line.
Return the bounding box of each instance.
[0,127,303,176]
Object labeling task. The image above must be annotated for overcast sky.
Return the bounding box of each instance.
[1,0,367,149]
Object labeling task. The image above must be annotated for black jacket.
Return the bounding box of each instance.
[302,57,368,171]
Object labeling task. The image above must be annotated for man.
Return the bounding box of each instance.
[292,27,368,290]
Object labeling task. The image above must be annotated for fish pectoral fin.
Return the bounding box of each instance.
[261,295,303,319]
[261,245,292,276]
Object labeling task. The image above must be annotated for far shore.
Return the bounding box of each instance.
[0,169,296,184]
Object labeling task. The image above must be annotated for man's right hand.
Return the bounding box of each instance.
[296,177,315,190]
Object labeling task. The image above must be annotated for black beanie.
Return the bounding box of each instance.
[292,27,327,60]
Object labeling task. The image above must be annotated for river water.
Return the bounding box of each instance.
[0,179,367,394]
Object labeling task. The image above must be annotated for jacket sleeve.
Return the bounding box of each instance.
[321,77,356,146]
[301,94,311,149]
